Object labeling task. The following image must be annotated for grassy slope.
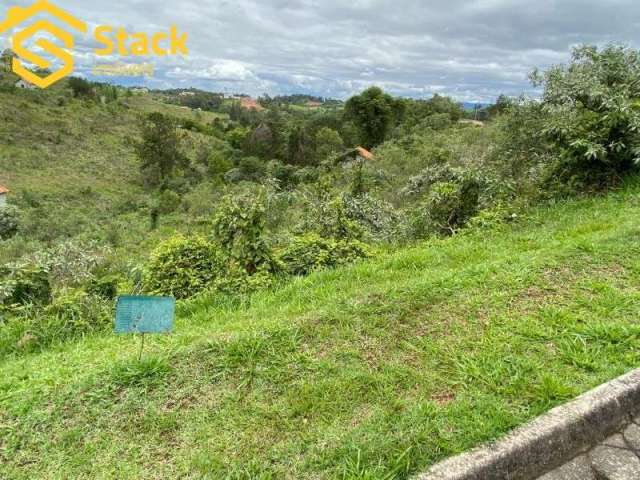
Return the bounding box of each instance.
[0,85,223,262]
[2,182,640,479]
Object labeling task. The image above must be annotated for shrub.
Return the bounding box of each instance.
[0,264,51,308]
[298,192,364,241]
[212,191,277,275]
[268,160,298,189]
[279,233,372,276]
[213,265,277,297]
[533,44,640,188]
[144,235,224,299]
[406,168,482,237]
[86,275,119,300]
[0,206,19,240]
[207,150,233,179]
[158,189,181,214]
[44,289,112,334]
[29,240,111,288]
[340,193,400,241]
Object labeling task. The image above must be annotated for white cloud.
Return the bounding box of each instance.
[0,0,639,101]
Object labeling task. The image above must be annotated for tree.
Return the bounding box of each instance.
[1,48,15,72]
[68,77,94,98]
[287,124,310,165]
[534,44,640,186]
[211,191,276,275]
[315,127,344,162]
[345,87,402,148]
[136,113,188,188]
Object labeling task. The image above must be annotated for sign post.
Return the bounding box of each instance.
[115,296,175,360]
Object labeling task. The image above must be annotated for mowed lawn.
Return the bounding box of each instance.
[2,183,640,479]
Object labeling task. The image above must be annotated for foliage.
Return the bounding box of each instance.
[136,112,188,188]
[68,77,94,99]
[0,206,19,240]
[345,87,403,148]
[211,191,277,275]
[206,149,233,179]
[0,264,51,308]
[287,124,311,165]
[279,233,372,276]
[340,193,401,241]
[533,44,640,187]
[298,190,364,240]
[268,160,299,189]
[28,240,111,288]
[157,189,182,214]
[44,289,112,334]
[406,166,482,237]
[315,126,344,162]
[144,235,224,299]
[489,98,550,197]
[86,275,119,300]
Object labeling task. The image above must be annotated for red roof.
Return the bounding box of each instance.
[240,97,264,111]
[355,146,374,160]
[0,185,8,194]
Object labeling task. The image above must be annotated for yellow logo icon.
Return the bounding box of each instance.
[0,0,87,89]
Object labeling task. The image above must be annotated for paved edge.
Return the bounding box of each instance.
[414,369,640,480]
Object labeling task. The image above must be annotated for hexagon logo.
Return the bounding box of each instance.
[0,0,87,88]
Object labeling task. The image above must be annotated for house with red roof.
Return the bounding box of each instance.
[240,97,264,111]
[336,146,375,163]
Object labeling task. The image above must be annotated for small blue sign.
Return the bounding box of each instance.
[115,296,175,334]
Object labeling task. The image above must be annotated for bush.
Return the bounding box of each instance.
[268,160,298,189]
[279,233,372,276]
[298,192,364,241]
[0,206,19,240]
[212,191,277,275]
[29,240,111,288]
[157,190,181,214]
[144,235,224,299]
[86,275,119,300]
[533,44,640,188]
[44,289,112,333]
[406,167,482,237]
[340,193,400,241]
[0,264,51,308]
[213,265,277,297]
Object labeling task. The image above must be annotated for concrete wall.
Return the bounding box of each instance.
[0,194,6,207]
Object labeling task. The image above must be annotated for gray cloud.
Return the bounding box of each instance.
[1,0,639,101]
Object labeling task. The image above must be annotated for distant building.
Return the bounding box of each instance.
[15,79,36,89]
[240,97,264,111]
[305,100,323,108]
[130,87,149,94]
[0,185,9,207]
[336,146,375,163]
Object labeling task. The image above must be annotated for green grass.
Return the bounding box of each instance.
[2,183,640,478]
[0,84,219,263]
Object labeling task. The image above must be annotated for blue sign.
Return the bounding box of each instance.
[115,296,175,334]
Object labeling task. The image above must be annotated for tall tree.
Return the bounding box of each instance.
[344,86,402,148]
[136,113,187,188]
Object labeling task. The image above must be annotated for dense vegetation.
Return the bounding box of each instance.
[1,43,640,478]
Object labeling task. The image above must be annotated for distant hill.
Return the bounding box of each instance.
[462,101,492,111]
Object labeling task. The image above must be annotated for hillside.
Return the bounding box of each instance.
[2,182,640,478]
[0,81,225,263]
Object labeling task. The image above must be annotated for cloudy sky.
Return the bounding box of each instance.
[1,0,640,102]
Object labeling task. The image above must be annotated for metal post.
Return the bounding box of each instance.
[138,333,145,361]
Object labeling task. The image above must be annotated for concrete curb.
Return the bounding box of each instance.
[414,368,640,480]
